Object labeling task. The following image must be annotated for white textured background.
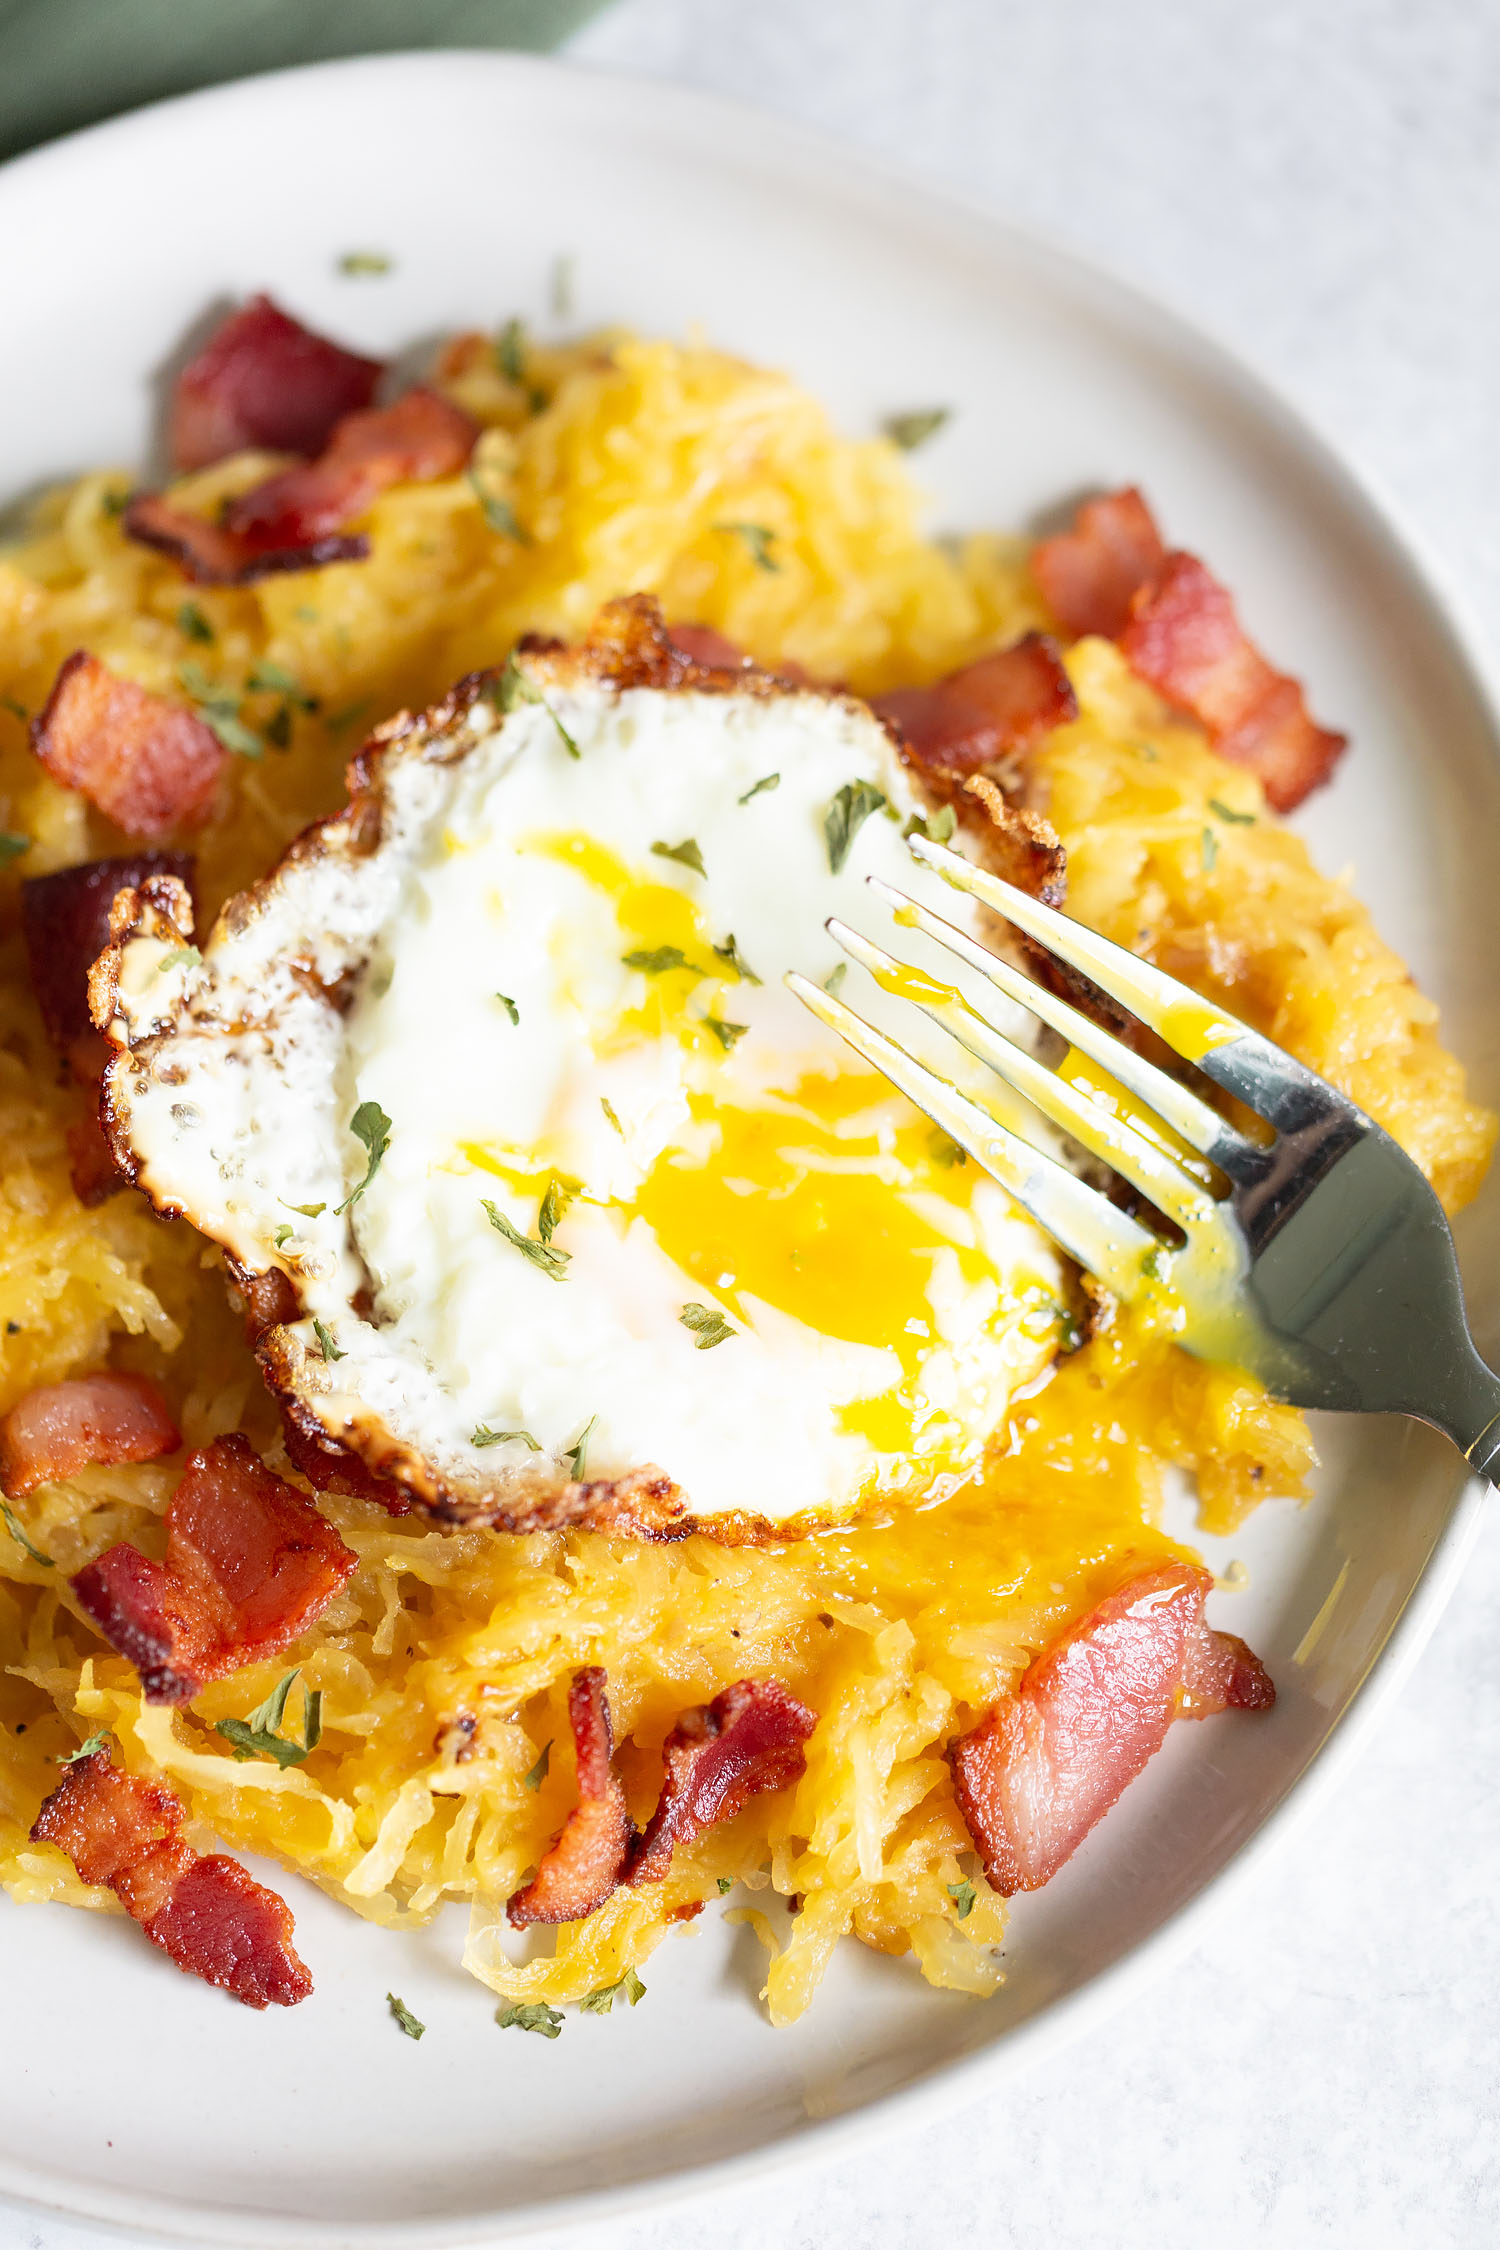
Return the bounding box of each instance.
[13,2,1500,2245]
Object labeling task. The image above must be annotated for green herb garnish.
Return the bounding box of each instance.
[600,1096,624,1138]
[650,837,706,877]
[473,1424,541,1450]
[579,1966,646,2015]
[496,992,520,1024]
[326,698,372,734]
[273,1223,295,1249]
[339,250,393,276]
[0,1498,51,1567]
[1208,798,1256,825]
[711,933,760,985]
[334,1099,391,1215]
[930,1131,967,1168]
[947,1878,977,1919]
[522,1741,551,1790]
[482,1200,571,1280]
[715,520,780,573]
[563,1415,595,1481]
[58,1729,111,1765]
[497,2001,563,2039]
[496,317,527,386]
[177,601,214,643]
[622,945,694,977]
[492,650,575,752]
[824,779,887,873]
[280,1200,326,1219]
[903,804,957,845]
[704,1016,748,1052]
[178,661,264,758]
[0,833,29,865]
[537,1174,581,1244]
[387,1992,425,2040]
[312,1317,345,1363]
[823,962,847,997]
[99,488,129,518]
[216,1669,321,1768]
[156,945,202,975]
[468,468,533,546]
[883,407,951,451]
[679,1302,735,1350]
[247,661,317,711]
[1200,827,1219,872]
[738,771,780,805]
[716,1877,733,1895]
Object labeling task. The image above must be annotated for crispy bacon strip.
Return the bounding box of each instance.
[1119,552,1347,812]
[31,653,228,837]
[22,852,196,1082]
[0,1372,179,1499]
[1031,487,1168,639]
[871,633,1079,784]
[66,1115,128,1208]
[170,293,383,472]
[71,1432,356,1703]
[949,1564,1274,1895]
[30,1750,310,2006]
[507,1667,630,1926]
[628,1677,816,1885]
[126,387,476,586]
[665,622,754,669]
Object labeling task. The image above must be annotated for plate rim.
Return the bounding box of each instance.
[0,45,1496,2248]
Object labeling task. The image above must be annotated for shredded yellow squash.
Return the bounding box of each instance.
[0,329,1489,2025]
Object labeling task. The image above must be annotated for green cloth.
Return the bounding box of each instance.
[0,0,612,166]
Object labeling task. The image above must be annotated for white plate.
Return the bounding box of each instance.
[2,50,1498,2249]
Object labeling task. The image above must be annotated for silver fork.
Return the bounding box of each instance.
[787,835,1500,1484]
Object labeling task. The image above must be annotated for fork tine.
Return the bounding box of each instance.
[826,918,1220,1234]
[906,835,1256,1067]
[785,972,1161,1299]
[866,873,1262,1179]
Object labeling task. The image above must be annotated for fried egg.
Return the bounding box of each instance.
[96,601,1066,1535]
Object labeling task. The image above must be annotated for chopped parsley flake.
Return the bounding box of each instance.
[738,771,780,805]
[334,1099,391,1215]
[822,962,847,997]
[492,650,576,752]
[280,1200,326,1219]
[99,488,128,518]
[273,1223,294,1249]
[650,836,706,877]
[387,1992,425,2040]
[622,945,695,978]
[177,601,214,643]
[711,932,761,985]
[482,1200,571,1280]
[496,317,527,386]
[156,945,202,975]
[903,804,956,845]
[600,1096,624,1138]
[326,698,371,734]
[883,406,951,451]
[0,833,29,865]
[1200,827,1219,872]
[339,250,392,276]
[497,2001,563,2039]
[522,1741,551,1790]
[704,1015,749,1052]
[579,1966,646,2015]
[473,1424,541,1450]
[216,1669,321,1767]
[537,1174,581,1244]
[930,1131,968,1168]
[468,468,533,546]
[947,1878,977,1919]
[1056,1306,1084,1353]
[0,694,28,723]
[564,1415,596,1481]
[1209,798,1256,825]
[178,662,264,759]
[716,1877,733,1895]
[496,992,520,1025]
[824,779,887,873]
[1,1498,52,1567]
[679,1302,736,1350]
[312,1317,345,1363]
[1142,1246,1167,1281]
[715,520,780,573]
[247,661,317,711]
[58,1729,111,1765]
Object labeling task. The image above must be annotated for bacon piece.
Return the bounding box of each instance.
[280,1417,412,1517]
[170,293,383,473]
[31,654,227,838]
[1119,552,1347,811]
[0,1372,179,1499]
[22,852,196,1080]
[949,1564,1273,1894]
[70,1432,356,1704]
[666,623,753,669]
[1180,1614,1276,1714]
[121,493,368,587]
[66,1115,128,1207]
[871,633,1078,783]
[126,387,476,586]
[628,1677,816,1885]
[1031,486,1168,639]
[507,1667,630,1927]
[30,1749,310,2006]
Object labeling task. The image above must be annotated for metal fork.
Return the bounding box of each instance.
[787,835,1500,1484]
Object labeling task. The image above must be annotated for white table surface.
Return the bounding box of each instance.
[12,2,1500,2244]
